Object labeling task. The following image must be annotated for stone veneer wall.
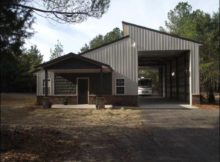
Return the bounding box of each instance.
[89,95,138,106]
[37,95,138,106]
[37,96,77,105]
[192,94,200,105]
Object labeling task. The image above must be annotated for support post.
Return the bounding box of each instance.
[159,67,163,96]
[165,64,167,98]
[100,67,103,96]
[176,57,179,100]
[97,67,104,109]
[184,54,187,102]
[170,61,172,98]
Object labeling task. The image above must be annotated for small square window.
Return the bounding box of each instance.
[116,87,124,94]
[116,79,125,95]
[116,79,124,86]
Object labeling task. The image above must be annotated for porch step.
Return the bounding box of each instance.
[51,104,113,109]
[52,104,96,109]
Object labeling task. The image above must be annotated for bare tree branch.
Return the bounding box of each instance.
[11,3,92,15]
[1,0,110,23]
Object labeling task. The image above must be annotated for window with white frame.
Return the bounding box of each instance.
[116,79,125,95]
[43,79,51,95]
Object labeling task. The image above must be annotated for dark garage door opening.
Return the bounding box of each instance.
[138,67,161,96]
[138,50,190,106]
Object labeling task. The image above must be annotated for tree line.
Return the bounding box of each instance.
[160,2,219,103]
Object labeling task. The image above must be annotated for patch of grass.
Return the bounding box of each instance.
[1,93,219,161]
[1,126,81,162]
[1,93,36,107]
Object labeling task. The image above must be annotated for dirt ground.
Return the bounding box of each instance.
[1,93,219,162]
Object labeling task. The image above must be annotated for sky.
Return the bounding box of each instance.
[25,0,219,61]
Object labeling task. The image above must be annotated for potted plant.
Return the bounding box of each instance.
[63,97,68,105]
[42,98,51,108]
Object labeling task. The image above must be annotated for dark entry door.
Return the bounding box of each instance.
[78,79,88,104]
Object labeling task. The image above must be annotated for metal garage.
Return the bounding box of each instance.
[36,21,201,107]
[138,50,190,107]
[122,21,201,105]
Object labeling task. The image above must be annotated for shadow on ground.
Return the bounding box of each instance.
[1,125,219,162]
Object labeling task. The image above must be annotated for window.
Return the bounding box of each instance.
[116,79,125,94]
[54,74,76,95]
[43,79,51,95]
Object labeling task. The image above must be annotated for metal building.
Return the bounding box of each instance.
[35,22,201,106]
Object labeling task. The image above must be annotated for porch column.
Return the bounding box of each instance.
[165,64,167,97]
[100,67,103,95]
[170,61,172,98]
[176,57,179,99]
[159,66,163,96]
[184,54,187,102]
[45,69,48,96]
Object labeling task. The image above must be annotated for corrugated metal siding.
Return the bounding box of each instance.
[123,24,200,95]
[35,22,200,100]
[82,23,200,98]
[82,37,138,95]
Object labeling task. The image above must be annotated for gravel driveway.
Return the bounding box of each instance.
[1,94,219,162]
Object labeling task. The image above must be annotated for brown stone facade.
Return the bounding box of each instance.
[37,96,77,105]
[89,95,138,106]
[37,95,138,106]
[192,94,201,105]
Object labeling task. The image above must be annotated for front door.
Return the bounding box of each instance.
[78,79,88,104]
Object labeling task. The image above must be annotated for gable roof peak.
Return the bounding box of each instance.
[122,21,202,44]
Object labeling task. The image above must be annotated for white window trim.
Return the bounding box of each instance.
[116,78,125,95]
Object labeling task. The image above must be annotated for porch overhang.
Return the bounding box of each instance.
[48,66,112,73]
[35,52,112,72]
[35,53,113,98]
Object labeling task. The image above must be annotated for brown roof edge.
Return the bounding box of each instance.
[37,52,75,68]
[35,52,112,71]
[79,35,130,55]
[122,21,203,45]
[76,55,113,71]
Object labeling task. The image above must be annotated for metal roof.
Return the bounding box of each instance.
[79,35,130,55]
[122,21,202,45]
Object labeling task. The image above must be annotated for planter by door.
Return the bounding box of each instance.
[78,78,89,104]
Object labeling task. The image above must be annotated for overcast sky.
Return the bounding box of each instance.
[25,0,218,61]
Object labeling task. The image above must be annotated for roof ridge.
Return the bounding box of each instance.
[122,21,202,44]
[79,35,130,55]
[38,52,75,67]
[36,52,112,70]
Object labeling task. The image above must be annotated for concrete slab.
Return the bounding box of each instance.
[139,104,198,109]
[52,104,113,109]
[52,104,96,109]
[138,96,198,109]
